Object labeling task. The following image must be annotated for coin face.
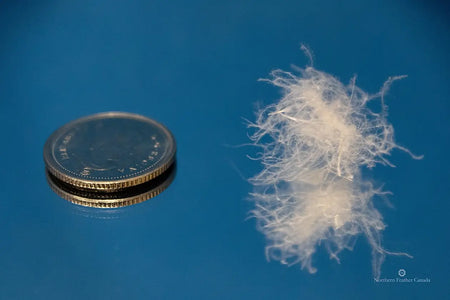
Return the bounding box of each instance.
[44,112,176,191]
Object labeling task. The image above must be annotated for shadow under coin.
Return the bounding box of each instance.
[46,162,176,217]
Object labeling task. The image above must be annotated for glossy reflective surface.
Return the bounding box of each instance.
[0,0,448,299]
[46,163,176,207]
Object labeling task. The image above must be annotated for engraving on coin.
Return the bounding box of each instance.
[44,112,176,191]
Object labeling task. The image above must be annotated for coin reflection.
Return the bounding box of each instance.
[46,162,176,209]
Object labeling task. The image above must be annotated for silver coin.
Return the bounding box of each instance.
[44,112,176,191]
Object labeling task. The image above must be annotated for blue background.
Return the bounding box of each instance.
[0,0,448,299]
